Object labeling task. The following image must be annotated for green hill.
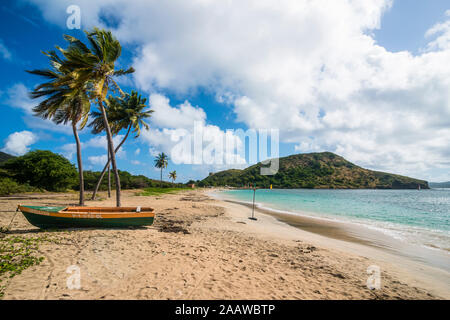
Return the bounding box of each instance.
[0,151,15,163]
[200,152,429,189]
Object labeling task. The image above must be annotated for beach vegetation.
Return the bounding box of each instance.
[65,28,134,207]
[137,187,184,196]
[0,150,182,196]
[0,177,39,196]
[0,235,57,298]
[81,170,182,191]
[154,153,169,187]
[169,171,177,183]
[26,27,134,207]
[0,150,77,192]
[27,47,90,205]
[89,90,153,200]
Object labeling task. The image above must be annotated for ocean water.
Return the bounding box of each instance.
[217,188,450,253]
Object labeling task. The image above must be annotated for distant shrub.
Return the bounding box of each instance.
[0,177,38,196]
[1,150,77,192]
[81,170,181,191]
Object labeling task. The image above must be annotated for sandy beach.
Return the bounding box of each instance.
[0,189,448,300]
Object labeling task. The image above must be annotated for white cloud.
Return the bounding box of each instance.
[149,94,206,129]
[148,147,159,157]
[117,149,127,159]
[84,134,126,159]
[425,10,450,51]
[5,83,36,114]
[134,148,140,155]
[0,39,11,60]
[84,134,125,149]
[60,143,77,160]
[131,160,141,165]
[2,83,72,134]
[140,95,247,169]
[1,131,38,156]
[60,134,127,162]
[88,154,108,166]
[2,83,135,146]
[25,0,450,180]
[84,135,108,149]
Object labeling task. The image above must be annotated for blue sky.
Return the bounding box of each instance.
[1,1,450,183]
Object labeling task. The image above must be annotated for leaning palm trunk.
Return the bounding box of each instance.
[98,100,121,207]
[107,149,111,198]
[72,122,85,206]
[91,124,132,200]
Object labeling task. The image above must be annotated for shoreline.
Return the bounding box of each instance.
[209,190,450,298]
[210,188,450,252]
[210,190,450,270]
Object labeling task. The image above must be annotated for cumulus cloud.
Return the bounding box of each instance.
[0,39,11,61]
[84,134,124,149]
[4,83,37,113]
[149,94,206,129]
[26,0,450,180]
[84,134,126,159]
[60,143,77,160]
[141,95,247,169]
[1,131,38,156]
[88,154,108,166]
[2,83,73,134]
[60,134,127,163]
[148,147,159,157]
[425,10,450,51]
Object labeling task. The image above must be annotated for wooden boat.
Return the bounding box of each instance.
[17,205,155,229]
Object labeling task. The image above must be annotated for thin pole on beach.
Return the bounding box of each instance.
[249,184,257,221]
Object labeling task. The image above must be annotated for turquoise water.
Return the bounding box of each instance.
[217,189,450,252]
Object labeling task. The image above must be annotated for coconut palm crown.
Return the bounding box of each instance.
[89,91,152,137]
[88,90,153,200]
[27,48,91,206]
[154,153,169,186]
[169,171,177,183]
[52,28,135,207]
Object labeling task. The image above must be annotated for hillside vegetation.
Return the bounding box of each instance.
[0,152,15,163]
[200,152,429,189]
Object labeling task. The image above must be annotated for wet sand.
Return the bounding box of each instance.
[221,199,450,272]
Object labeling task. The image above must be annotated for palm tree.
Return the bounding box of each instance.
[58,28,134,207]
[154,153,169,187]
[27,50,90,206]
[89,96,125,199]
[169,171,177,184]
[89,91,153,200]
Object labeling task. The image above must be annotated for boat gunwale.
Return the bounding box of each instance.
[64,206,154,213]
[18,205,155,219]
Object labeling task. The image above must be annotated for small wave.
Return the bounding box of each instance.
[216,190,450,255]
